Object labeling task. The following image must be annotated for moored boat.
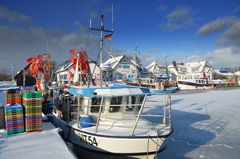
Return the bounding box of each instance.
[115,77,178,94]
[51,86,172,159]
[50,13,173,159]
[177,79,213,90]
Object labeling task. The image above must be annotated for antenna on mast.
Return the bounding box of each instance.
[90,11,114,87]
[112,3,114,32]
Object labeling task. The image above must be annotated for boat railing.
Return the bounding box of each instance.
[57,93,172,136]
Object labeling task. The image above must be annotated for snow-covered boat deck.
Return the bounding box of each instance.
[149,88,240,159]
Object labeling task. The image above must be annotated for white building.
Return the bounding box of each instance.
[167,61,215,90]
[103,55,140,81]
[234,71,240,76]
[145,61,166,76]
[169,61,215,81]
[55,59,100,86]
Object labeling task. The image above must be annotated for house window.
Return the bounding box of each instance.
[121,64,130,69]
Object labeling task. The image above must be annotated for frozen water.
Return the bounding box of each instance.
[149,88,240,159]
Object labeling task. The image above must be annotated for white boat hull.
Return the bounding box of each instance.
[177,83,213,90]
[177,79,213,90]
[51,115,170,159]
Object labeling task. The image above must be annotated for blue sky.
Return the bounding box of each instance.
[0,0,240,72]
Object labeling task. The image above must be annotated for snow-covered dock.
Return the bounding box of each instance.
[0,87,76,159]
[0,118,76,159]
[147,88,240,159]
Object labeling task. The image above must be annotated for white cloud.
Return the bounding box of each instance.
[0,5,116,73]
[197,17,239,35]
[0,5,32,24]
[0,25,99,72]
[161,7,194,30]
[218,22,240,47]
[175,47,240,68]
[205,47,240,67]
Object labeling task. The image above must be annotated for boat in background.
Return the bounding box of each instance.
[177,78,213,90]
[115,77,178,94]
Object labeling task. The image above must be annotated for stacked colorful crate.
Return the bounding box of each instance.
[5,92,21,104]
[0,104,5,129]
[4,104,24,135]
[22,91,42,132]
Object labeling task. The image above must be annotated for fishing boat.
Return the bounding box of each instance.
[50,14,173,159]
[51,86,172,159]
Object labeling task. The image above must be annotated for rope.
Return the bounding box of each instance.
[148,134,164,147]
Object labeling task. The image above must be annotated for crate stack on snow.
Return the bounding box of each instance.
[4,90,24,135]
[22,91,43,132]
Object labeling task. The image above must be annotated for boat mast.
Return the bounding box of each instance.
[164,56,169,77]
[90,12,114,87]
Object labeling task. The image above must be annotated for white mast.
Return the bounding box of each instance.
[73,52,80,83]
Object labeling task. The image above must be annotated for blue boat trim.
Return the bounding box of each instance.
[69,84,150,97]
[114,83,176,94]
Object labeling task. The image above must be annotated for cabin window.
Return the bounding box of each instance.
[127,96,144,111]
[91,97,102,113]
[132,96,144,104]
[72,96,83,113]
[109,96,122,112]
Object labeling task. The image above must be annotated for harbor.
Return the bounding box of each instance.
[1,1,240,159]
[1,84,240,159]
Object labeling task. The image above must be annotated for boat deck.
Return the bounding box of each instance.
[67,119,171,137]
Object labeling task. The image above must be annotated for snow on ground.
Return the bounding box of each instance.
[145,88,240,159]
[0,122,76,159]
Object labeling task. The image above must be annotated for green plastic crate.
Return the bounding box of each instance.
[23,103,42,107]
[25,109,42,113]
[22,91,42,99]
[25,125,42,132]
[5,109,23,114]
